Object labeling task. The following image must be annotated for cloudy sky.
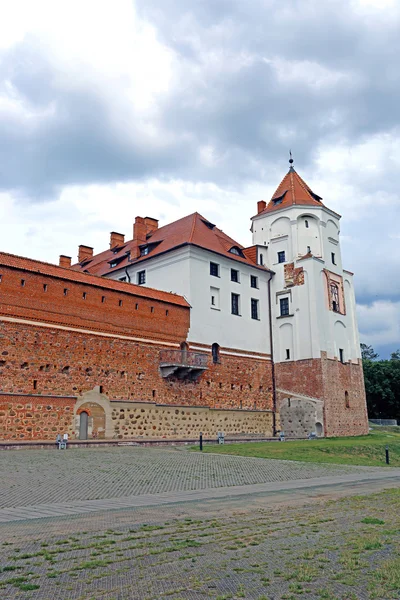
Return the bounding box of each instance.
[0,0,399,357]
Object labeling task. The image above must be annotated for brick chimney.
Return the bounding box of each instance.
[144,217,158,236]
[110,232,125,249]
[59,255,72,268]
[131,217,147,259]
[257,200,266,214]
[78,245,94,263]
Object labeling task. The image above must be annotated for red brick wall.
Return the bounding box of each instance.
[0,320,272,410]
[0,394,75,440]
[0,263,189,343]
[275,353,368,437]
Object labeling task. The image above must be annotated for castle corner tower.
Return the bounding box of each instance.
[251,159,368,437]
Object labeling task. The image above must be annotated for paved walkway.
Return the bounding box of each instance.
[1,446,399,523]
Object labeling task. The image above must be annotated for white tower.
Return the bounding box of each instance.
[251,159,368,437]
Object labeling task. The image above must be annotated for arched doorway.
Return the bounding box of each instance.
[315,422,323,437]
[79,411,89,440]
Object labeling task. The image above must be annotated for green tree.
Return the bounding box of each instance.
[361,344,400,422]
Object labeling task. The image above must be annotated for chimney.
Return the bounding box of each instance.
[110,231,125,249]
[144,217,158,236]
[59,255,72,268]
[257,200,266,214]
[78,245,93,263]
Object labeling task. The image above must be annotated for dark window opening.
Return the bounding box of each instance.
[259,254,264,265]
[251,298,259,320]
[231,269,239,282]
[331,252,336,265]
[119,299,123,307]
[305,220,309,228]
[102,296,105,303]
[339,348,344,363]
[135,303,139,310]
[288,398,291,407]
[82,292,87,300]
[345,391,349,408]
[280,297,289,316]
[250,275,258,288]
[278,251,286,263]
[210,262,219,277]
[166,310,169,316]
[110,262,117,268]
[212,343,220,364]
[307,246,311,254]
[43,284,48,292]
[99,385,103,394]
[137,270,146,285]
[150,306,154,313]
[64,288,68,296]
[152,389,156,398]
[140,246,149,256]
[119,276,126,282]
[272,190,287,205]
[211,295,215,306]
[33,380,37,390]
[231,293,240,316]
[0,274,2,282]
[286,349,290,360]
[21,279,25,287]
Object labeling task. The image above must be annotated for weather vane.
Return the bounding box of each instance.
[289,150,294,166]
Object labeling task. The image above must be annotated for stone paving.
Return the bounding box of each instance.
[0,447,383,510]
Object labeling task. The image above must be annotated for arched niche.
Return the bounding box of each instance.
[297,214,321,257]
[279,322,294,362]
[326,219,339,241]
[334,320,347,361]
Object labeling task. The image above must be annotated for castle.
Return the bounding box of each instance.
[0,164,369,441]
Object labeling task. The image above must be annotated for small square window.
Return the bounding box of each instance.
[286,349,290,360]
[250,275,258,288]
[331,252,336,265]
[278,251,286,263]
[231,269,239,283]
[280,297,289,316]
[251,298,259,320]
[137,270,146,285]
[231,293,240,316]
[140,246,149,256]
[210,262,219,277]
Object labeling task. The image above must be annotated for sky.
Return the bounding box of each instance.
[0,0,399,358]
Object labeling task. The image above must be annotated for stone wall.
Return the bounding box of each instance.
[0,393,75,440]
[275,352,368,437]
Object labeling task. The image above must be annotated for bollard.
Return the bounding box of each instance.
[386,445,389,465]
[200,432,203,452]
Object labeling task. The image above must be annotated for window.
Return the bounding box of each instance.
[140,246,149,256]
[231,269,239,283]
[231,293,240,316]
[212,343,220,364]
[307,246,311,254]
[250,275,258,289]
[286,349,290,360]
[82,292,87,300]
[259,254,264,265]
[64,288,68,296]
[251,298,259,320]
[101,296,105,303]
[305,220,309,228]
[119,299,123,307]
[210,262,219,277]
[0,274,2,282]
[119,276,126,282]
[280,297,289,316]
[345,391,350,408]
[278,251,286,263]
[43,284,48,292]
[331,283,340,312]
[110,262,117,268]
[331,252,336,265]
[21,279,25,287]
[210,286,220,309]
[137,270,146,285]
[339,348,344,363]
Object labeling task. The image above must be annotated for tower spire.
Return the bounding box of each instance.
[289,150,294,170]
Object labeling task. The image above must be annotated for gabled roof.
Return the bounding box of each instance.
[72,212,272,276]
[256,167,325,216]
[0,252,189,307]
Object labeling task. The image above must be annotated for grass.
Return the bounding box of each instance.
[194,427,400,467]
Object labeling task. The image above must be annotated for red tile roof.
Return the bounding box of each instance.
[0,252,189,307]
[72,212,272,276]
[256,167,325,216]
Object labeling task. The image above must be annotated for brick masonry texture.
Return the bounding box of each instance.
[276,352,369,437]
[0,260,273,440]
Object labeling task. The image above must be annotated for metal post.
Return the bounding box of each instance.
[200,432,203,452]
[386,445,389,465]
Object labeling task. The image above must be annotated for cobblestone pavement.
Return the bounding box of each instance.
[0,447,384,510]
[0,483,399,599]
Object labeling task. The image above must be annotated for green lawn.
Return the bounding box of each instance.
[196,427,400,467]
